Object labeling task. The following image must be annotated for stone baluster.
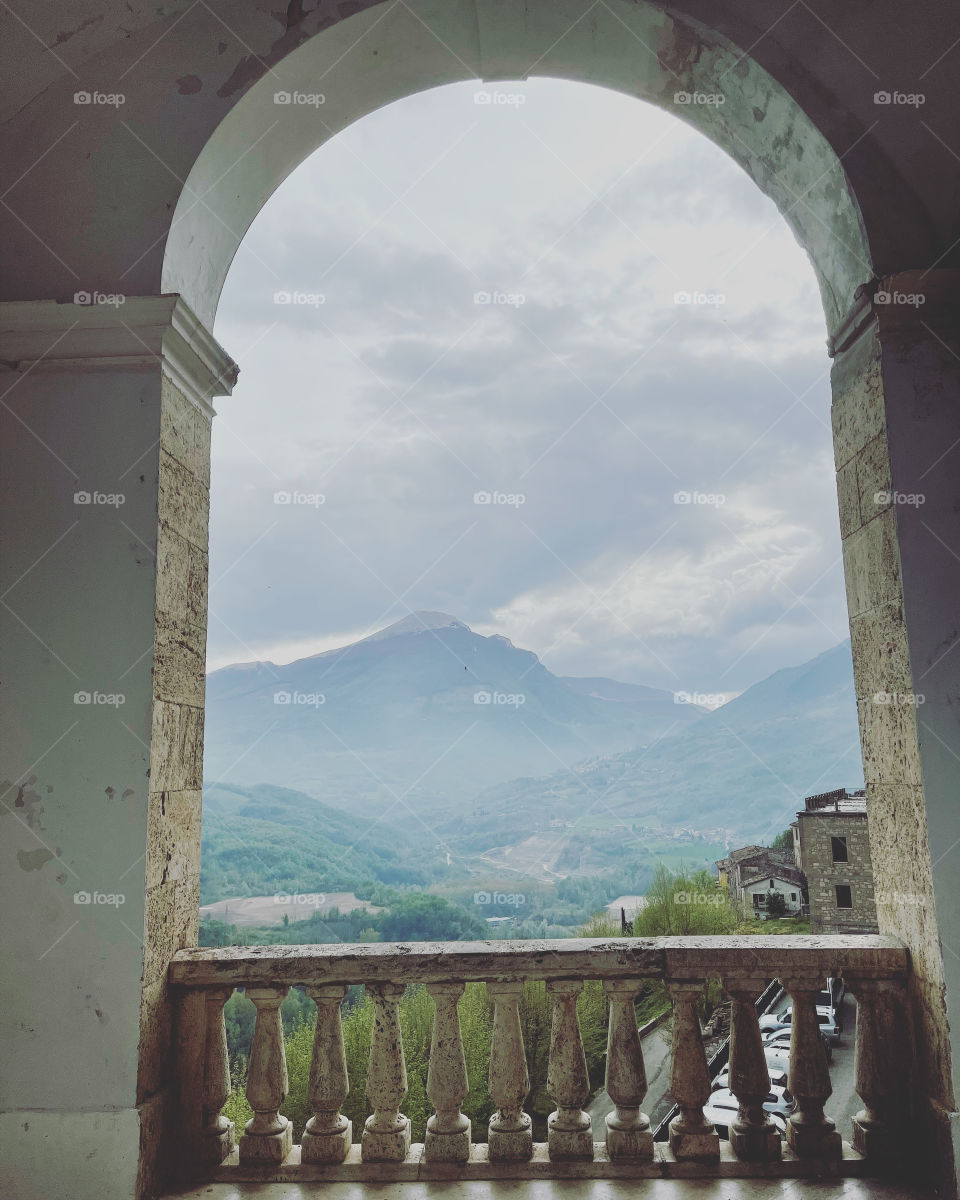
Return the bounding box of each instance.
[847,976,908,1165]
[240,987,293,1163]
[301,985,352,1164]
[545,980,593,1159]
[425,982,472,1162]
[666,982,720,1161]
[200,987,236,1164]
[361,982,412,1161]
[724,979,781,1161]
[783,979,841,1159]
[486,981,533,1161]
[602,979,653,1159]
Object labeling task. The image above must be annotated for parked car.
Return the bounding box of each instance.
[714,1059,789,1090]
[702,1089,791,1139]
[759,1005,841,1044]
[762,1027,833,1064]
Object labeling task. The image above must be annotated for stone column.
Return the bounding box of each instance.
[240,987,293,1163]
[361,983,411,1161]
[782,980,841,1159]
[424,982,471,1162]
[831,270,960,1195]
[602,979,653,1159]
[200,988,235,1165]
[846,976,909,1166]
[724,980,781,1161]
[301,985,351,1164]
[486,981,533,1161]
[545,980,593,1159]
[0,297,237,1199]
[666,982,720,1161]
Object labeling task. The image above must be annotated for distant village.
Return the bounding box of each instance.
[716,788,878,934]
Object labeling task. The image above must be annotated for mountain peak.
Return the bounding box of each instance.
[364,611,471,643]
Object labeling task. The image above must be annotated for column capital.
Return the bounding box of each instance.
[0,294,238,416]
[829,268,960,356]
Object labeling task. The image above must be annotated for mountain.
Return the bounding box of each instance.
[199,781,448,905]
[446,641,862,846]
[203,612,701,813]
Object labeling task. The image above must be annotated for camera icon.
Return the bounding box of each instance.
[274,491,292,504]
[73,291,92,305]
[673,491,692,504]
[674,91,691,104]
[673,291,691,305]
[675,891,691,905]
[274,691,292,704]
[874,91,891,105]
[73,691,91,704]
[474,690,492,705]
[74,890,92,904]
[74,491,92,504]
[474,891,491,904]
[273,290,292,304]
[473,491,492,504]
[875,290,891,305]
[473,291,491,305]
[274,91,292,104]
[73,91,91,105]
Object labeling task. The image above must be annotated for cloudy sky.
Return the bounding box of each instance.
[208,77,848,698]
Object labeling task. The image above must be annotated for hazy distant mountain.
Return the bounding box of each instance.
[450,641,862,845]
[203,612,701,813]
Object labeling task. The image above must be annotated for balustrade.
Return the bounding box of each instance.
[169,935,908,1182]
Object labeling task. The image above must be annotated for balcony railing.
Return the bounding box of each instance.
[168,934,909,1182]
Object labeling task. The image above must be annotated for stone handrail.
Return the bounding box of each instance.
[169,935,909,1181]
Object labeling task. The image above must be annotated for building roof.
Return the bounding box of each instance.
[741,864,806,889]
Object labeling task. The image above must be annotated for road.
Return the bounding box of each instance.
[586,990,861,1138]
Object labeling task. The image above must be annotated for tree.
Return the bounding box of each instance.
[377,893,485,942]
[766,891,787,918]
[770,828,794,854]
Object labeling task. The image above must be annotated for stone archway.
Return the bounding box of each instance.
[1,3,958,1199]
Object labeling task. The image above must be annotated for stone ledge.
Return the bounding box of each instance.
[204,1140,869,1183]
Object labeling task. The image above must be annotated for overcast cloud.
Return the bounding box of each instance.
[208,78,847,697]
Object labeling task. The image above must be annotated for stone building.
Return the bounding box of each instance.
[793,789,879,935]
[3,2,960,1198]
[716,847,806,918]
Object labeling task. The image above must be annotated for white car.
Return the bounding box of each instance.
[759,1005,841,1045]
[702,1090,790,1139]
[714,1058,789,1090]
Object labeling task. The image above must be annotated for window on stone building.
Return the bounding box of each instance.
[831,836,848,863]
[791,892,796,901]
[835,884,852,908]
